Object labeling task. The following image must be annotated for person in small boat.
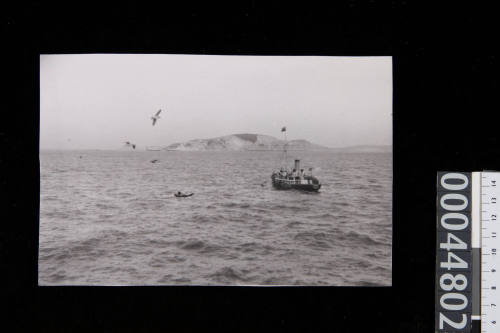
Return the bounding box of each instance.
[176,191,194,197]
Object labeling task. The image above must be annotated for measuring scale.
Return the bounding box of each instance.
[474,172,500,332]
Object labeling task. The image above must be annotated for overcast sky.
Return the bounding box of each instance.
[40,54,392,150]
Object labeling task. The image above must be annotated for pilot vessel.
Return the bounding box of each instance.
[271,159,321,191]
[270,127,321,192]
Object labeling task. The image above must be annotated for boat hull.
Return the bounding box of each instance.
[271,174,321,192]
[174,193,194,197]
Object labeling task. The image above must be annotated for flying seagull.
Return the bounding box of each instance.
[125,141,136,149]
[151,109,162,126]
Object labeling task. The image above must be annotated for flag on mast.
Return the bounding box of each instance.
[281,126,286,132]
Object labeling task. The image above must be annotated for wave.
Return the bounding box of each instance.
[350,185,371,190]
[171,277,192,284]
[272,204,307,212]
[191,214,218,223]
[147,238,172,247]
[330,201,349,207]
[220,202,251,209]
[294,229,386,250]
[234,242,275,255]
[167,256,187,263]
[95,202,117,210]
[286,221,302,228]
[249,207,270,214]
[41,210,68,219]
[373,264,391,274]
[294,231,334,249]
[208,267,249,283]
[43,235,113,262]
[179,239,205,250]
[68,236,102,252]
[307,213,336,220]
[340,230,385,246]
[357,280,384,286]
[41,195,60,202]
[238,241,258,249]
[47,271,68,282]
[261,276,288,285]
[175,238,223,255]
[157,274,174,284]
[363,198,382,205]
[152,251,187,263]
[106,229,129,239]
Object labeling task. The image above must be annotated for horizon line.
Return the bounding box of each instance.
[39,143,392,151]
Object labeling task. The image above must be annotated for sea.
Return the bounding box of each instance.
[39,150,392,286]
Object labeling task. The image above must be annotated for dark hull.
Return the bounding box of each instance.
[174,193,194,197]
[271,179,321,192]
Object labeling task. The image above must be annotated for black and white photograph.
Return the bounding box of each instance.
[39,54,392,286]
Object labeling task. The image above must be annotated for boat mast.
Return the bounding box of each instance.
[281,126,287,169]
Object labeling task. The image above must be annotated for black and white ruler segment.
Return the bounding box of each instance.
[476,172,500,333]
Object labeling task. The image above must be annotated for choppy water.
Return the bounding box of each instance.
[39,150,392,286]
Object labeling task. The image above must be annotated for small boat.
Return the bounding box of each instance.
[174,192,194,198]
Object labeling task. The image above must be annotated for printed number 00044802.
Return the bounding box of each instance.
[438,173,471,331]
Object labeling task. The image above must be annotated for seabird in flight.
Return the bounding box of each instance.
[125,142,136,149]
[151,109,162,126]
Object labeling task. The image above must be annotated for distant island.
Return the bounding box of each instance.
[163,133,391,153]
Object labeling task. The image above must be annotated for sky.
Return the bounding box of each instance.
[40,54,392,150]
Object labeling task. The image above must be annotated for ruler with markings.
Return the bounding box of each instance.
[436,172,500,333]
[477,172,500,333]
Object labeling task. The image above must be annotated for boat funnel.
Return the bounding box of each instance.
[294,159,300,172]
